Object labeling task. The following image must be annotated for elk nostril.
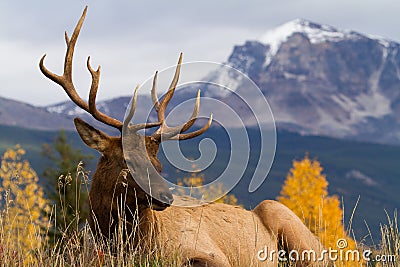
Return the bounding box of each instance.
[159,192,174,205]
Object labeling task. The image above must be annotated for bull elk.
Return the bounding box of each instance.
[39,7,330,267]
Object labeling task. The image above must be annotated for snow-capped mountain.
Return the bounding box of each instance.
[258,19,391,67]
[4,19,400,145]
[225,19,400,144]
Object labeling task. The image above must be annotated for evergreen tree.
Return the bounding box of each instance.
[42,130,92,238]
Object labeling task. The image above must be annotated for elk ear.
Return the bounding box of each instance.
[74,117,111,153]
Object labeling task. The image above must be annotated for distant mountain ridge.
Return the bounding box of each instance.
[0,96,74,131]
[2,19,400,145]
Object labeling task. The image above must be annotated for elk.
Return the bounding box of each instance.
[40,7,330,267]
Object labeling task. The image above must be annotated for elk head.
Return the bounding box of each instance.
[39,6,212,230]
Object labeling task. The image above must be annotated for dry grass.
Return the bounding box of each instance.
[374,211,400,267]
[0,167,398,266]
[0,196,185,266]
[1,204,398,266]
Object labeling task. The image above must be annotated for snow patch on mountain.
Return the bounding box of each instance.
[258,19,394,67]
[331,91,391,125]
[204,66,244,97]
[46,103,69,114]
[366,34,394,48]
[69,106,87,116]
[46,102,86,116]
[259,19,357,66]
[260,19,357,50]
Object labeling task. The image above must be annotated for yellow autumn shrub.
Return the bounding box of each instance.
[177,164,238,205]
[278,155,358,266]
[0,145,50,265]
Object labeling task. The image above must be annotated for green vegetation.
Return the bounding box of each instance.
[42,130,92,239]
[0,125,95,176]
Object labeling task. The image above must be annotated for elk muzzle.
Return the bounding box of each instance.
[124,147,174,210]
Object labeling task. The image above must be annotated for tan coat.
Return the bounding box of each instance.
[138,197,327,267]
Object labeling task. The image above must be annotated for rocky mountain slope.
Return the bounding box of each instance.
[226,19,400,144]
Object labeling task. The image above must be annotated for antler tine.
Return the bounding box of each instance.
[39,7,89,113]
[87,57,122,128]
[64,32,70,45]
[39,6,124,130]
[157,53,182,122]
[151,71,160,111]
[177,89,201,132]
[87,56,101,115]
[123,85,162,132]
[159,89,201,139]
[63,7,86,83]
[124,84,140,126]
[170,114,213,141]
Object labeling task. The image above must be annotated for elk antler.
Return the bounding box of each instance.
[40,6,211,137]
[39,6,149,132]
[150,53,213,141]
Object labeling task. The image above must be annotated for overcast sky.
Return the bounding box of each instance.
[1,1,399,106]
